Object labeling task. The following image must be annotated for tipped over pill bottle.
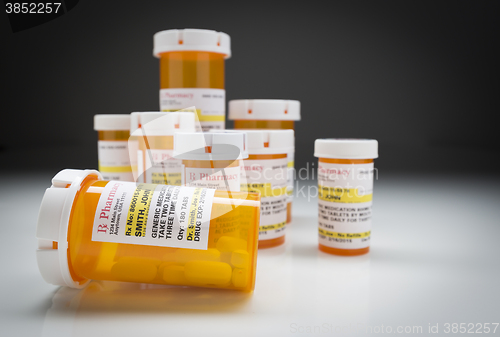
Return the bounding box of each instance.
[314,139,378,256]
[135,112,196,185]
[174,131,247,191]
[229,99,300,224]
[154,29,230,131]
[226,130,293,248]
[36,169,260,291]
[94,115,133,181]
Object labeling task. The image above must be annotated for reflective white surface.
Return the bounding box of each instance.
[1,172,499,336]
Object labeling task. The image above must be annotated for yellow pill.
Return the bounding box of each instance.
[216,236,247,253]
[230,250,249,268]
[163,264,187,285]
[232,268,248,288]
[174,248,220,264]
[161,249,178,262]
[184,261,232,286]
[158,261,175,276]
[220,252,232,264]
[111,257,158,283]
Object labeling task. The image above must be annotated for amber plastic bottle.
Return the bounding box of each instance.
[229,100,300,224]
[36,169,260,291]
[154,29,230,131]
[94,115,133,182]
[314,139,378,256]
[222,130,294,249]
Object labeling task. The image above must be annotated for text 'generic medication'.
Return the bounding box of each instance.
[229,99,300,224]
[93,114,133,182]
[36,169,261,291]
[154,29,230,132]
[174,131,248,192]
[314,139,378,256]
[225,130,294,248]
[133,111,196,185]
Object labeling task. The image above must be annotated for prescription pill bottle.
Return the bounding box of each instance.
[174,131,247,191]
[135,111,196,185]
[129,112,140,182]
[314,139,378,256]
[154,29,230,132]
[225,130,293,248]
[94,115,133,181]
[36,169,260,291]
[229,100,300,224]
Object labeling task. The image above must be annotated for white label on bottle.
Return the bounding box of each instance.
[97,141,133,181]
[287,151,295,204]
[317,162,374,249]
[143,149,182,186]
[182,165,241,191]
[242,157,288,240]
[92,181,216,250]
[159,88,225,131]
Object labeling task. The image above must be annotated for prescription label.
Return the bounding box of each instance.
[182,164,241,191]
[98,141,133,181]
[143,149,182,186]
[317,162,374,249]
[92,181,216,250]
[242,157,288,240]
[159,88,225,131]
[287,150,295,203]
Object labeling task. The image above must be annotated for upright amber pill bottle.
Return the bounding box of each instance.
[314,139,378,256]
[229,100,300,224]
[93,114,133,181]
[154,29,230,131]
[35,169,260,291]
[135,111,196,185]
[225,130,293,248]
[174,131,248,191]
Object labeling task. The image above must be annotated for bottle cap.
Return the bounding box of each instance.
[138,112,196,136]
[174,131,248,160]
[314,139,378,159]
[153,29,231,58]
[36,169,102,289]
[220,129,294,155]
[130,112,141,134]
[228,99,301,121]
[94,114,130,131]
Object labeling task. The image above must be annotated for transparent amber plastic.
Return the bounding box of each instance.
[97,130,133,181]
[233,120,295,224]
[98,130,130,141]
[66,175,260,291]
[159,51,224,89]
[318,158,374,256]
[159,51,225,127]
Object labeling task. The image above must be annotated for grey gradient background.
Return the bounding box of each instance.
[1,1,499,173]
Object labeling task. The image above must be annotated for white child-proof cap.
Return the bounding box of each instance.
[228,99,301,121]
[174,131,248,161]
[314,139,378,159]
[94,114,130,131]
[137,111,196,136]
[153,29,231,58]
[222,129,294,155]
[36,169,103,289]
